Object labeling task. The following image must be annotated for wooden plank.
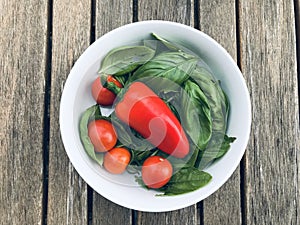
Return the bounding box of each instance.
[92,196,132,224]
[0,1,48,224]
[138,0,194,27]
[239,0,300,224]
[47,0,91,224]
[136,207,197,225]
[95,0,133,37]
[91,0,133,224]
[296,0,300,222]
[198,0,242,224]
[136,1,198,224]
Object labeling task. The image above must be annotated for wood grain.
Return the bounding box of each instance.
[92,196,132,225]
[296,0,300,223]
[47,1,91,224]
[136,206,198,225]
[138,0,194,27]
[239,0,299,224]
[91,0,133,224]
[95,0,133,38]
[136,1,198,224]
[198,0,242,224]
[0,0,48,224]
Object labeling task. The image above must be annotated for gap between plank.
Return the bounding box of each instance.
[239,157,247,225]
[131,210,138,225]
[194,0,200,30]
[197,201,204,225]
[90,0,96,44]
[87,185,93,225]
[194,2,203,224]
[235,0,247,225]
[42,0,53,225]
[133,0,138,22]
[87,1,96,224]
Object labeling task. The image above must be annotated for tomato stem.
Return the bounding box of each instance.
[104,79,122,95]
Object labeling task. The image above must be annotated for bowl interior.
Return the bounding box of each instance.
[60,21,251,212]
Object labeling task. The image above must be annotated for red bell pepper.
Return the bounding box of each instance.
[115,82,189,158]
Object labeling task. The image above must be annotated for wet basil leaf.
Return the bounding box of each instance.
[143,39,159,51]
[215,135,236,159]
[130,51,198,92]
[135,175,149,189]
[79,105,104,165]
[110,112,154,152]
[159,167,212,196]
[151,33,199,57]
[163,100,181,122]
[191,66,228,132]
[181,79,212,150]
[99,46,155,76]
[195,132,236,167]
[185,143,201,166]
[151,33,181,51]
[190,66,235,168]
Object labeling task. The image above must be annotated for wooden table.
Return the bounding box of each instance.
[1,0,299,224]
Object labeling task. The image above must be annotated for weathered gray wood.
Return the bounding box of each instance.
[136,206,198,225]
[198,1,242,224]
[92,196,132,224]
[199,0,237,60]
[95,0,133,38]
[47,1,91,224]
[137,1,198,224]
[296,1,300,223]
[0,1,48,224]
[239,0,300,224]
[138,0,194,27]
[92,0,133,224]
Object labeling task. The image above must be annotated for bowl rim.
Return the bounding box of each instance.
[60,20,252,212]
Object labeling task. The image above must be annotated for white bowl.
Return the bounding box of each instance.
[60,20,251,212]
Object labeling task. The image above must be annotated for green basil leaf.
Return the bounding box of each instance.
[79,105,104,165]
[185,142,201,167]
[163,100,181,122]
[181,79,212,150]
[130,51,198,93]
[221,88,230,124]
[151,33,200,57]
[191,66,227,133]
[202,133,236,160]
[135,175,149,189]
[195,132,236,166]
[151,33,181,51]
[190,66,236,168]
[160,167,212,196]
[215,135,236,159]
[143,39,159,51]
[110,112,154,152]
[130,149,160,166]
[99,46,155,76]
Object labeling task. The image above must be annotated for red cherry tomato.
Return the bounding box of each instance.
[142,156,173,189]
[88,119,117,152]
[104,147,131,174]
[91,76,123,106]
